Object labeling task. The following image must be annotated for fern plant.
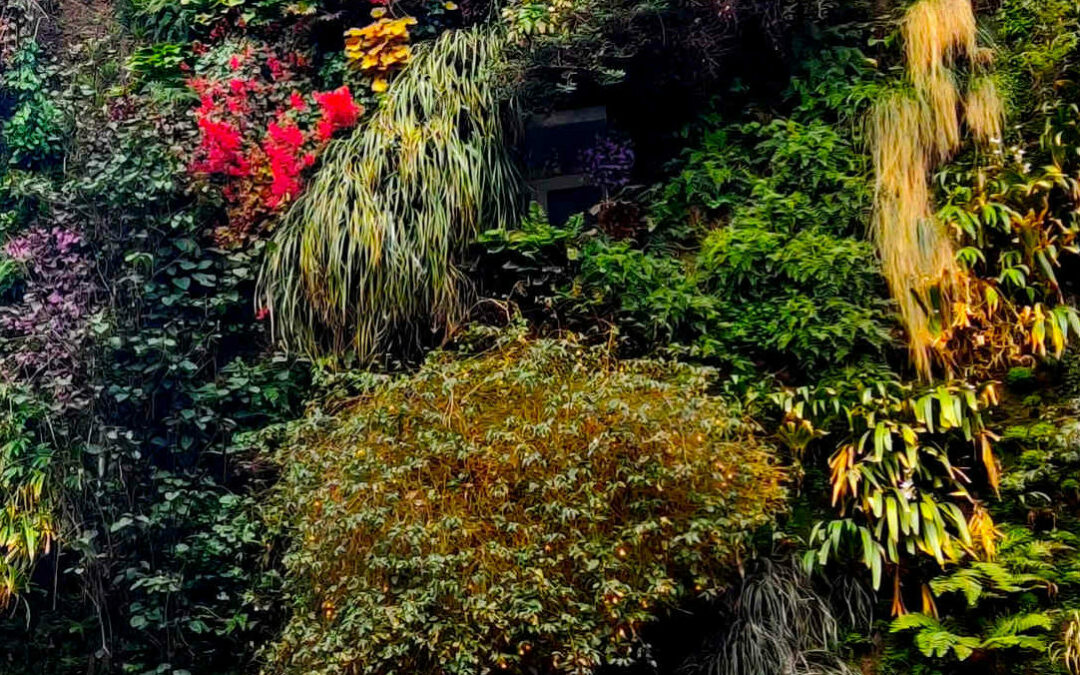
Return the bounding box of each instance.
[891,611,1051,662]
[890,529,1062,668]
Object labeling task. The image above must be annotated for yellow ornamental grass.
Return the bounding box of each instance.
[901,0,977,93]
[869,90,956,378]
[869,0,1005,378]
[924,68,962,161]
[344,15,417,92]
[965,76,1006,145]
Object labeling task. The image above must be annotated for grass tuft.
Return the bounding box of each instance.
[260,28,521,359]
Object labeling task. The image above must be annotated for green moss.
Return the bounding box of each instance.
[264,328,786,674]
[1003,421,1058,444]
[1005,366,1037,392]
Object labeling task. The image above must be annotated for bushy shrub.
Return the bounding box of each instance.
[265,327,786,674]
[694,227,893,367]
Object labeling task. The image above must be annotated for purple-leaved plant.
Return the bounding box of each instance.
[0,227,98,410]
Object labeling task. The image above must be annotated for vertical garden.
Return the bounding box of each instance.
[2,0,1080,673]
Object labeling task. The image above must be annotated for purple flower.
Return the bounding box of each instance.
[581,134,635,194]
[53,228,82,253]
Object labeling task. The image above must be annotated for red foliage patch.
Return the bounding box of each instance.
[314,86,361,141]
[186,48,364,245]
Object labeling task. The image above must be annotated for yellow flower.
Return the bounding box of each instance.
[370,6,387,18]
[444,1,458,9]
[372,76,389,93]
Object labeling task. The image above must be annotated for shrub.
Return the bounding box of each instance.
[694,227,893,367]
[264,327,786,674]
[481,211,893,376]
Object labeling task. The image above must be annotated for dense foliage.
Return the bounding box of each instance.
[264,327,785,674]
[3,0,1080,673]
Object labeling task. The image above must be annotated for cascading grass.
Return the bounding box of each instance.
[870,0,1004,377]
[965,75,1006,144]
[260,27,521,359]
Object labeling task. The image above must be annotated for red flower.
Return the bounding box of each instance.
[229,54,242,70]
[313,86,362,141]
[255,307,270,321]
[269,121,304,148]
[192,118,249,177]
[197,93,216,116]
[263,122,308,207]
[224,79,253,115]
[289,91,308,111]
[267,55,284,80]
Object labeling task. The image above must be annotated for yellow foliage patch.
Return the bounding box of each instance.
[344,15,418,92]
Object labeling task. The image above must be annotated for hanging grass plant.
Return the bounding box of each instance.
[868,0,1004,377]
[260,28,521,359]
[965,75,1006,144]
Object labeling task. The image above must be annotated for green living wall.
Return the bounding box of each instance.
[2,0,1080,674]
